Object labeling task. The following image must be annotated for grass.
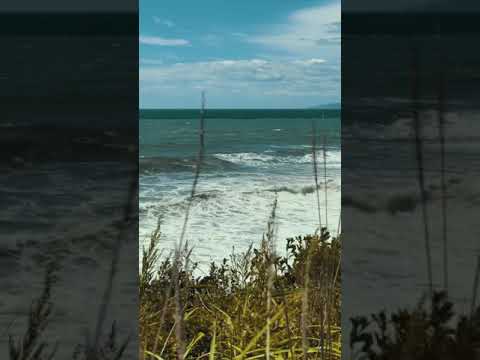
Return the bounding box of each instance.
[139,223,341,359]
[6,261,130,360]
[350,291,480,359]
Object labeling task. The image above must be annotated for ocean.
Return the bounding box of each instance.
[140,109,341,268]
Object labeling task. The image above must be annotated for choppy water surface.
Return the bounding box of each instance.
[140,109,341,267]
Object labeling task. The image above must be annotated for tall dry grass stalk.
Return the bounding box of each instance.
[265,195,278,360]
[411,45,433,300]
[470,255,480,317]
[173,91,206,359]
[88,161,137,359]
[322,135,329,230]
[336,215,341,237]
[437,69,449,293]
[139,220,172,359]
[8,263,58,360]
[321,110,328,230]
[177,91,206,254]
[303,120,332,360]
[303,122,318,360]
[311,121,323,232]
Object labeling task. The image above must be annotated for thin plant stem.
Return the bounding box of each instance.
[471,255,480,317]
[177,90,206,254]
[438,69,448,293]
[91,162,137,358]
[265,195,277,360]
[323,134,329,229]
[411,45,433,300]
[173,91,206,360]
[312,121,323,232]
[301,245,312,360]
[336,214,341,236]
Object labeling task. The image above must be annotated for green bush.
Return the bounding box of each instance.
[139,227,342,359]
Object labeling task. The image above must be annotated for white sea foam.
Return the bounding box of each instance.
[139,157,341,269]
[213,149,341,168]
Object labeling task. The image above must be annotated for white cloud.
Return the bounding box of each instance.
[140,35,190,46]
[140,58,338,98]
[294,58,326,65]
[247,2,340,56]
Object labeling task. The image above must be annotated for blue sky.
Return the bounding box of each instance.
[140,0,340,108]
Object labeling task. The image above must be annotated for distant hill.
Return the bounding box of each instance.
[310,102,340,109]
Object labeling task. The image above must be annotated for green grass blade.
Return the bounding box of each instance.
[235,305,285,360]
[144,350,165,360]
[184,331,205,358]
[209,321,217,360]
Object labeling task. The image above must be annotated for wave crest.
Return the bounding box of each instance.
[214,150,341,168]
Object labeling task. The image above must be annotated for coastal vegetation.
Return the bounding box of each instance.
[350,290,480,359]
[139,221,341,359]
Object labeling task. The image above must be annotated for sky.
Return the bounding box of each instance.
[140,0,340,108]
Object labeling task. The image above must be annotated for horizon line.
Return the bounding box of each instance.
[139,106,341,110]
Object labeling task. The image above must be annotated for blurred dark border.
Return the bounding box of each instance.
[0,8,138,358]
[0,12,137,36]
[342,6,480,359]
[342,12,480,35]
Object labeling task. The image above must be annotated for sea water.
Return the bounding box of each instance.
[140,109,340,269]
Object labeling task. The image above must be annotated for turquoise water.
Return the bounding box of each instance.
[140,109,340,266]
